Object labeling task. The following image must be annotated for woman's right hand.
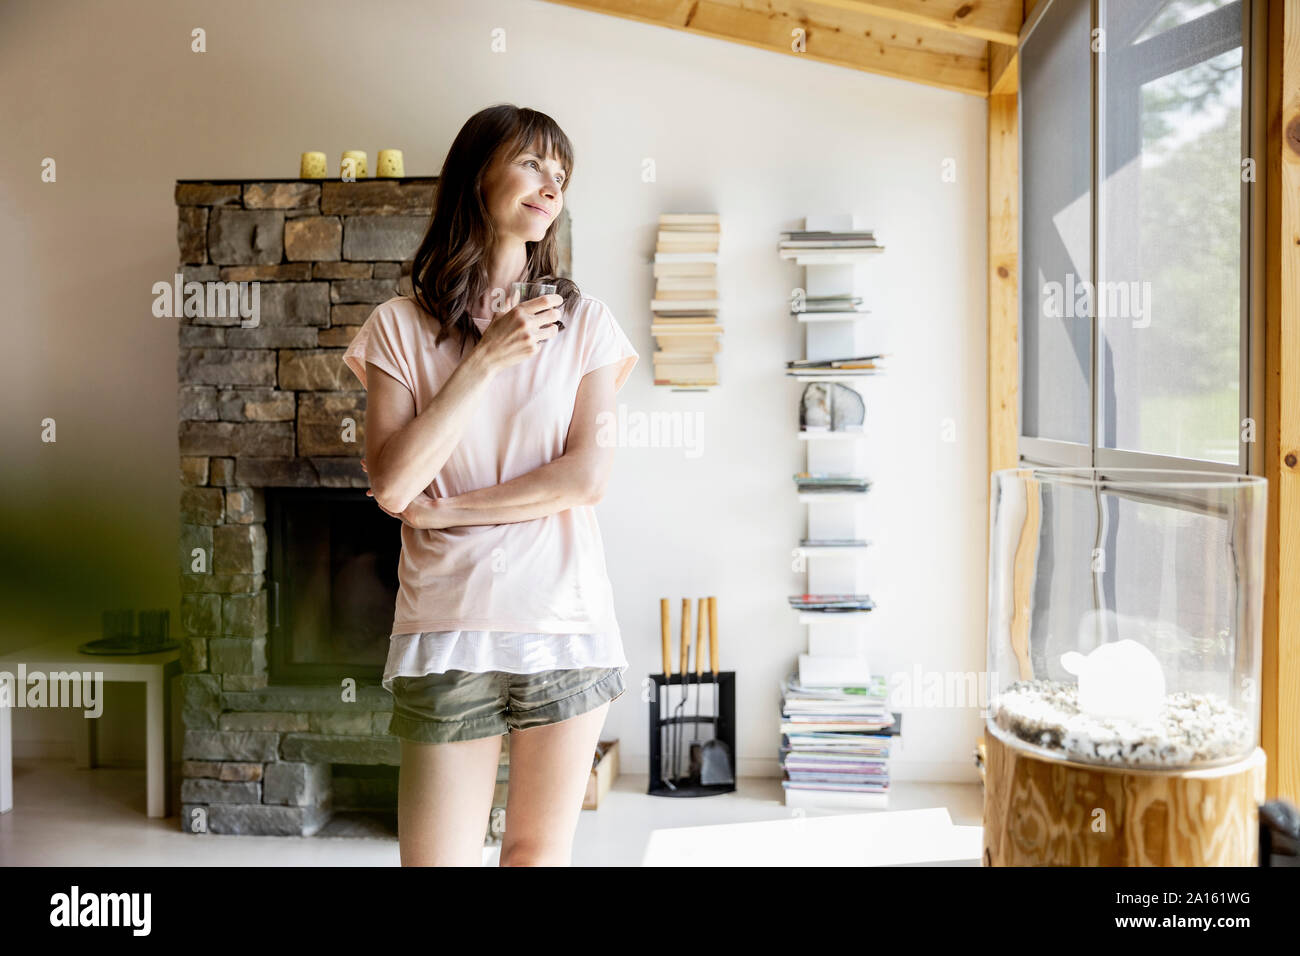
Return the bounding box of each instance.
[474,293,563,372]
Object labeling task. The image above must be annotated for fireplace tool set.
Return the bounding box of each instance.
[647,596,736,796]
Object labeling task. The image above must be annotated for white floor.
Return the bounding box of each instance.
[0,757,983,866]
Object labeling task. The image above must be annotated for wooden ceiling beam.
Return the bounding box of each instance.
[541,0,989,97]
[988,38,1017,93]
[803,0,1021,46]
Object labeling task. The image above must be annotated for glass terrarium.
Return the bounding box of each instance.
[986,468,1266,770]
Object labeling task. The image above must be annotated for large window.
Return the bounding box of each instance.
[1019,0,1263,472]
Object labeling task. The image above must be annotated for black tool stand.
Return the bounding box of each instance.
[647,671,736,797]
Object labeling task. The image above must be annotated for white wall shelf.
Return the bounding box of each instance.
[793,311,875,323]
[796,610,875,625]
[794,545,872,556]
[782,212,891,811]
[779,249,884,265]
[787,371,883,380]
[797,491,869,503]
[798,431,867,441]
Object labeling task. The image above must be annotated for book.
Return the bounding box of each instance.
[653,288,719,300]
[652,299,721,312]
[781,229,875,239]
[658,229,719,246]
[780,239,881,249]
[794,472,871,492]
[655,336,722,349]
[651,324,724,334]
[653,261,717,277]
[787,354,886,368]
[654,275,720,291]
[653,252,718,263]
[654,337,723,349]
[781,786,889,809]
[786,368,882,378]
[661,213,720,226]
[652,353,716,363]
[653,362,717,378]
[789,594,876,611]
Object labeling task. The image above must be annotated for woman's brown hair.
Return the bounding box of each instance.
[409,104,581,357]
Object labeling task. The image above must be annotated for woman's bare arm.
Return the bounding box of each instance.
[373,362,619,529]
[432,361,618,527]
[364,349,499,515]
[365,294,563,513]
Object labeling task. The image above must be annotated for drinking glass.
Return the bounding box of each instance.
[512,281,562,330]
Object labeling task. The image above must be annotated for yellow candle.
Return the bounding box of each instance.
[300,151,327,178]
[376,149,405,177]
[340,150,368,179]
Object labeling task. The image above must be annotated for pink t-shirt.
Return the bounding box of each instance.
[342,293,638,637]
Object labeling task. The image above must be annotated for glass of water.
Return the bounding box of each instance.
[512,281,562,330]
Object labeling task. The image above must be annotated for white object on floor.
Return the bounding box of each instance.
[0,636,180,818]
[782,786,888,809]
[798,653,872,686]
[640,806,982,866]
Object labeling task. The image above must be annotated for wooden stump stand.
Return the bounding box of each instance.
[982,733,1266,866]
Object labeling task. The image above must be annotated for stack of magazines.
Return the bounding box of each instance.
[788,594,875,612]
[793,472,871,493]
[779,230,884,257]
[799,537,870,548]
[786,354,886,376]
[779,672,900,808]
[792,293,869,314]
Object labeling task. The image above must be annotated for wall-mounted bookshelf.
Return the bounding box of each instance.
[780,214,899,811]
[650,214,721,391]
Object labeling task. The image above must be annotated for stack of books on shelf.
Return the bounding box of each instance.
[793,472,871,494]
[779,672,900,809]
[786,354,886,378]
[799,537,871,548]
[789,593,876,614]
[794,293,869,315]
[778,228,884,259]
[651,213,721,387]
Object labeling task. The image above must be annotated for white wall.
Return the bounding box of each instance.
[0,0,987,779]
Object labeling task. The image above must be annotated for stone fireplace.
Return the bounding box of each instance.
[174,176,570,836]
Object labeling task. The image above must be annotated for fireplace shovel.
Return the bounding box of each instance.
[698,596,734,786]
[659,598,676,790]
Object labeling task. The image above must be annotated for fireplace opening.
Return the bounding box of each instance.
[266,487,400,685]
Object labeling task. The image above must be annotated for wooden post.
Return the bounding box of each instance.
[984,36,1021,766]
[1263,0,1300,803]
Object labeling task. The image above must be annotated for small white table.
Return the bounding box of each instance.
[640,806,983,866]
[0,636,181,818]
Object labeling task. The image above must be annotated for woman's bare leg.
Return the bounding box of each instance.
[499,701,610,866]
[397,734,503,866]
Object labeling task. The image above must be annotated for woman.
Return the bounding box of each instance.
[341,104,638,866]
